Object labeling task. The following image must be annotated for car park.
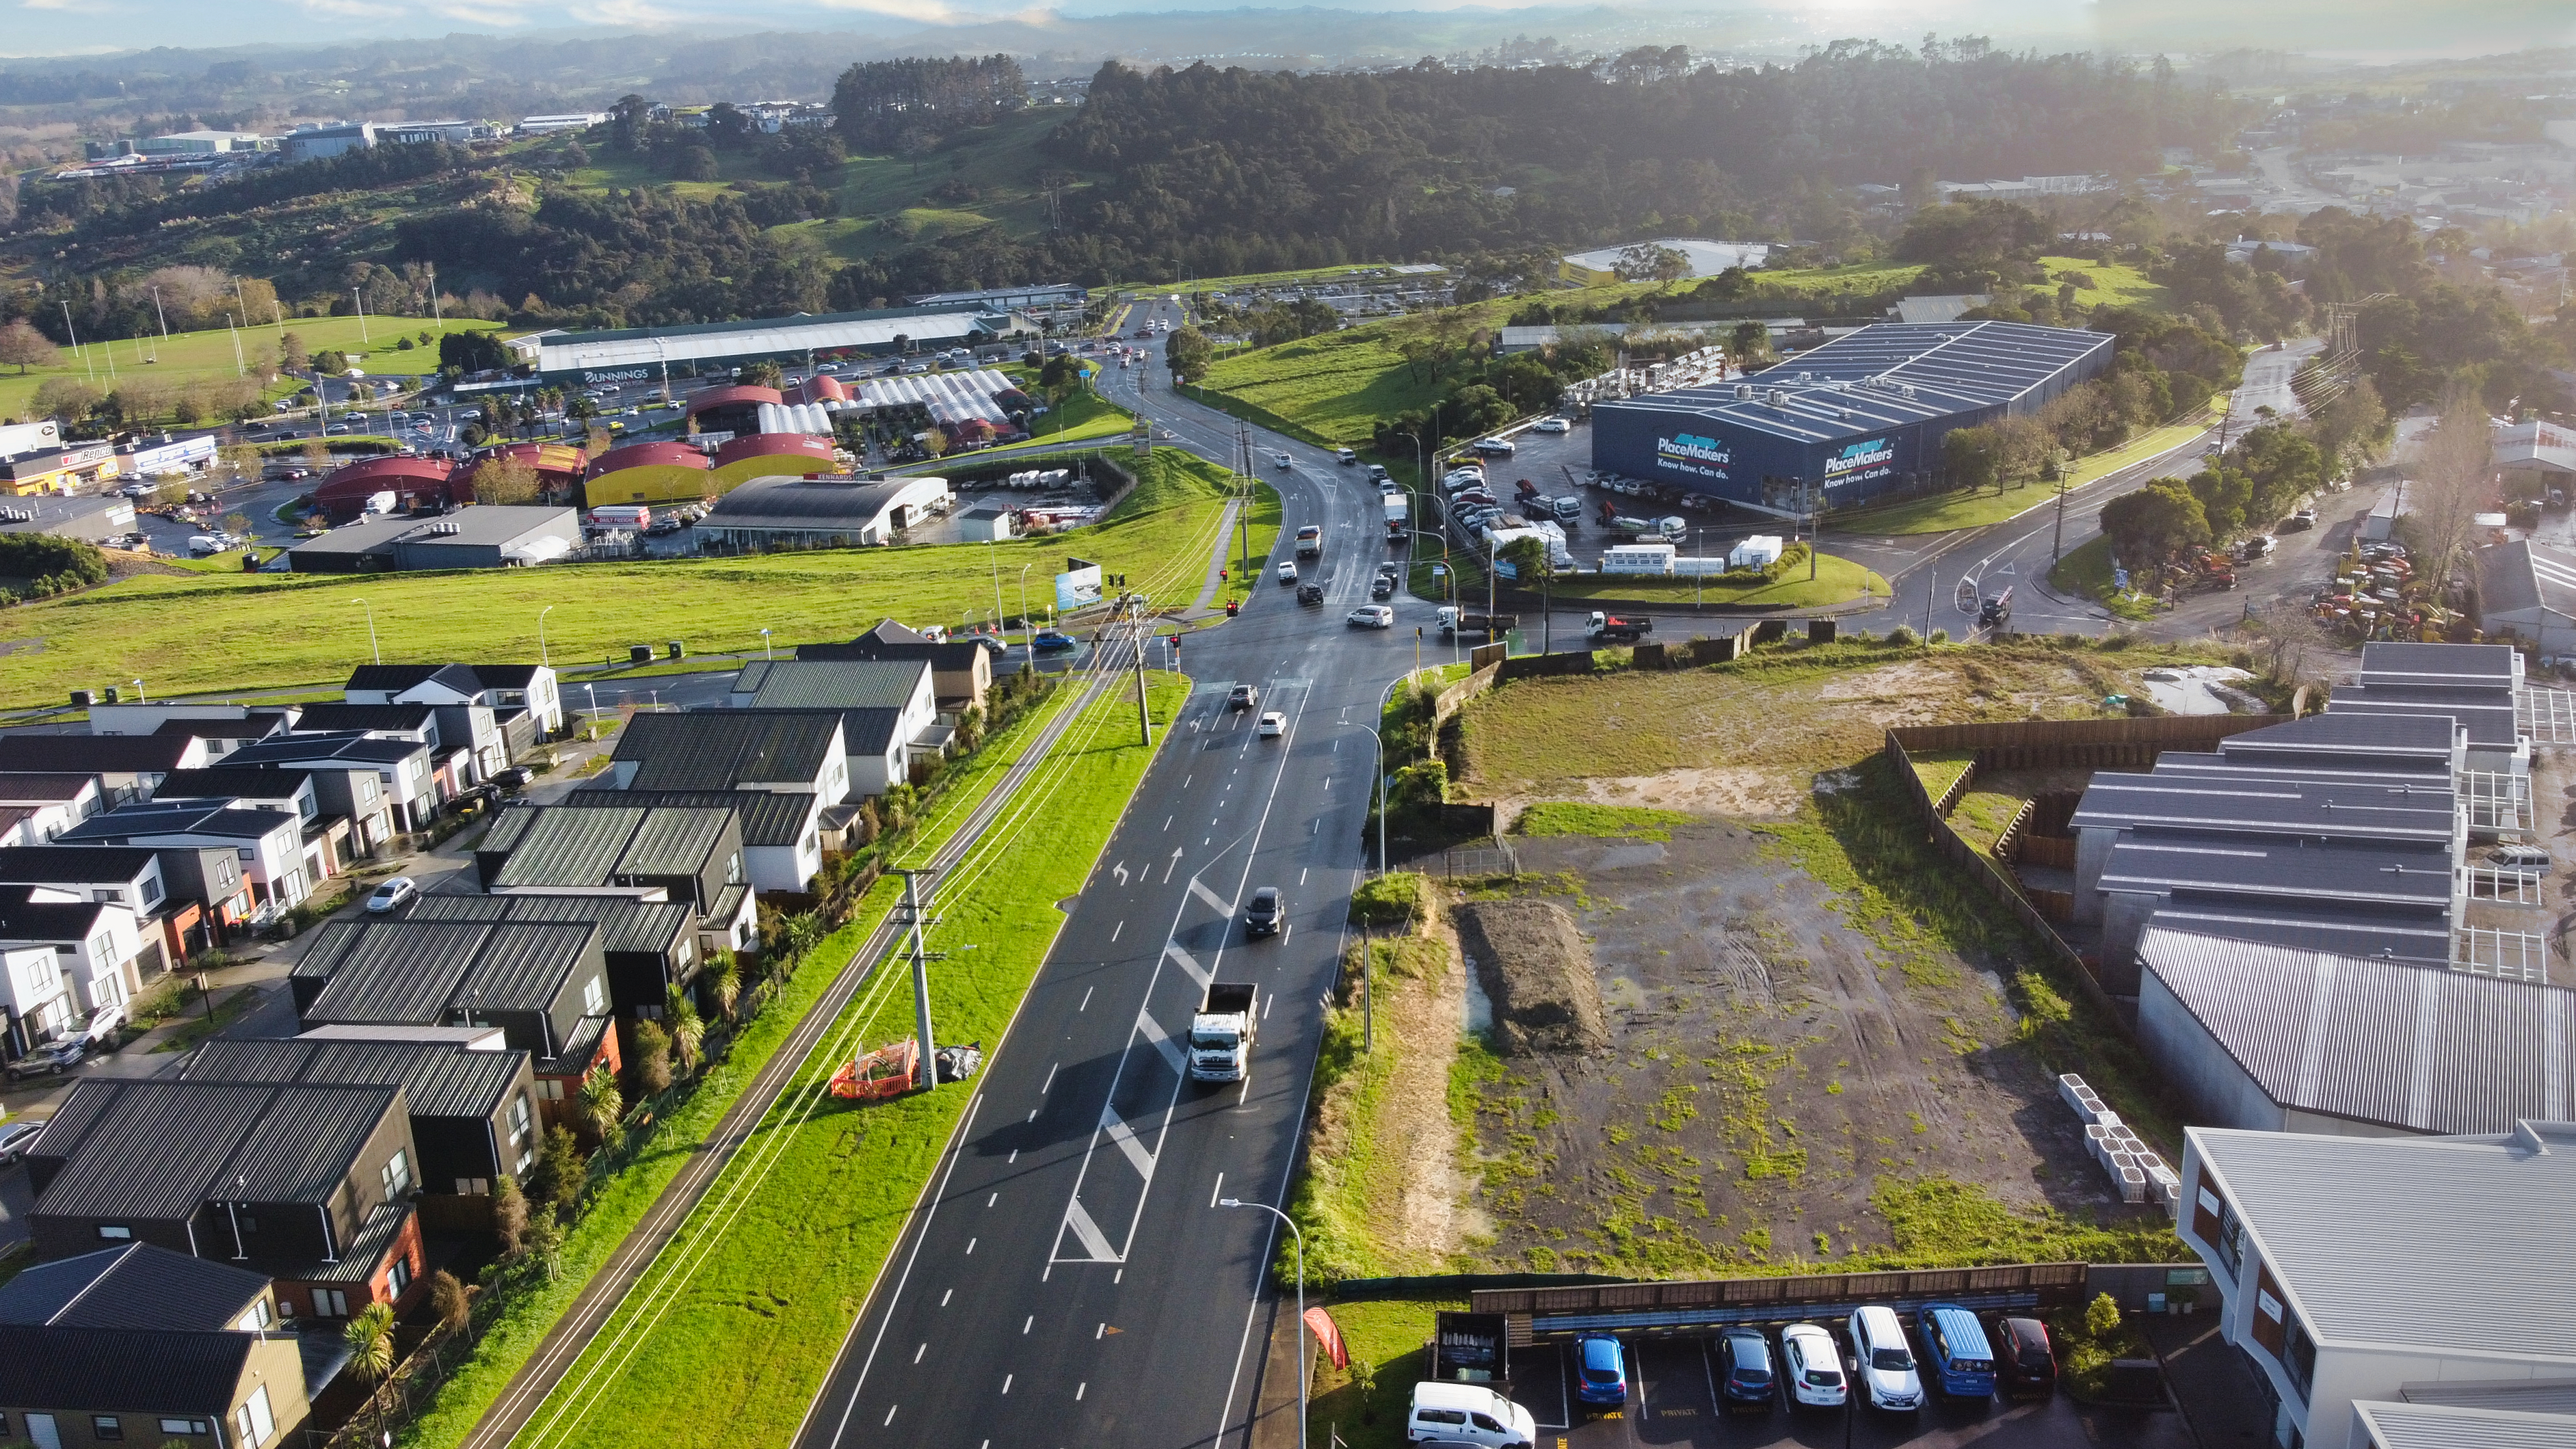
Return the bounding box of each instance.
[1716,1327,1777,1410]
[1996,1316,2057,1399]
[1849,1305,1924,1410]
[366,876,419,914]
[1244,886,1282,937]
[1256,711,1285,739]
[1779,1322,1848,1408]
[1574,1333,1627,1407]
[5,1039,85,1081]
[1348,604,1394,628]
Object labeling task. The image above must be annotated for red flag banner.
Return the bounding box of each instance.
[1304,1305,1350,1370]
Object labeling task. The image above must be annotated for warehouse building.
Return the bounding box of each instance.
[310,456,469,523]
[581,440,711,510]
[696,475,951,550]
[284,507,583,573]
[2477,539,2576,658]
[0,492,136,544]
[1589,320,2114,514]
[710,434,838,489]
[518,304,1031,390]
[684,385,782,436]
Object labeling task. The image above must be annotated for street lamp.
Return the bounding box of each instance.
[537,604,555,668]
[583,682,599,736]
[354,596,380,664]
[987,538,1007,635]
[758,627,773,661]
[1019,563,1035,636]
[131,678,146,703]
[1351,719,1387,880]
[1216,1199,1306,1449]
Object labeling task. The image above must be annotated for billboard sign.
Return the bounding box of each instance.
[1654,430,1731,481]
[1821,436,1897,490]
[579,367,655,386]
[1055,557,1104,612]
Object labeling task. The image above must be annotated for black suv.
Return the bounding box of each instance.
[1245,886,1283,938]
[1296,583,1324,605]
[1716,1328,1775,1411]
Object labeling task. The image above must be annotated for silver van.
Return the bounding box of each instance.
[1407,1382,1535,1446]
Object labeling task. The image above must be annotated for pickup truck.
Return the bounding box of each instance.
[1189,983,1259,1082]
[1437,605,1518,639]
[1588,611,1654,643]
[1295,524,1322,557]
[1228,683,1259,711]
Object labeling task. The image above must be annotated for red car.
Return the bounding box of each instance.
[1997,1317,2056,1399]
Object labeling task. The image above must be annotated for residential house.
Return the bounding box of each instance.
[0,848,182,982]
[801,617,994,713]
[0,884,146,1035]
[726,658,945,791]
[186,1037,540,1206]
[0,1322,308,1449]
[148,768,352,883]
[88,705,293,762]
[0,774,106,844]
[221,733,425,839]
[58,804,309,911]
[0,736,207,807]
[24,1078,426,1323]
[294,701,495,789]
[0,1242,278,1333]
[289,919,618,1117]
[2179,1121,2576,1449]
[406,893,699,1023]
[472,803,754,956]
[343,662,562,751]
[606,709,850,803]
[1,942,79,1059]
[561,787,820,894]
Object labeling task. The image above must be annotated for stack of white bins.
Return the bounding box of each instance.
[2058,1074,2179,1209]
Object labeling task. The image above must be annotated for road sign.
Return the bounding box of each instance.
[2114,568,2131,590]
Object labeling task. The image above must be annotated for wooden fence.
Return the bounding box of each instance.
[1886,713,2279,768]
[1472,1262,2089,1319]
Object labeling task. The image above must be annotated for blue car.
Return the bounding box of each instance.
[1031,631,1078,652]
[1575,1333,1628,1407]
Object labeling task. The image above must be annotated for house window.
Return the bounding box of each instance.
[387,1255,412,1297]
[726,853,743,886]
[237,848,255,862]
[89,933,114,964]
[2281,1314,2317,1403]
[2216,1200,2246,1279]
[509,1092,533,1145]
[381,1149,412,1200]
[160,1420,211,1437]
[456,1178,490,1196]
[537,1078,563,1101]
[94,888,124,904]
[141,873,164,909]
[234,1387,275,1449]
[97,1225,132,1240]
[313,1288,349,1318]
[237,1299,272,1331]
[582,976,606,1016]
[93,1418,122,1441]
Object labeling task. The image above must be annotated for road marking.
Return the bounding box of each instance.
[941,1290,952,1307]
[1002,1374,1012,1394]
[1300,868,1308,885]
[987,1193,998,1208]
[1264,994,1273,1020]
[1102,1108,1157,1177]
[1184,775,1191,788]
[1187,875,1230,916]
[1165,942,1211,989]
[1210,1171,1224,1207]
[1076,1383,1087,1400]
[1111,920,1123,942]
[1060,1197,1118,1260]
[882,1406,896,1426]
[1078,987,1092,1012]
[913,1344,925,1364]
[1042,1062,1059,1093]
[966,1238,976,1254]
[1023,1316,1034,1335]
[1008,1149,1018,1163]
[1162,815,1172,831]
[1139,1008,1188,1074]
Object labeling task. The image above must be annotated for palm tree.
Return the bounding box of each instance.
[704,953,741,1020]
[666,988,704,1072]
[345,1299,397,1435]
[579,1062,624,1152]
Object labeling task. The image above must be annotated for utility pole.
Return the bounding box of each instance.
[149,286,170,363]
[1809,477,1819,582]
[895,869,943,1091]
[1129,595,1153,747]
[353,289,369,345]
[62,303,91,383]
[226,315,244,378]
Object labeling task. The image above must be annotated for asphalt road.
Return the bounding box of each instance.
[793,293,1426,1449]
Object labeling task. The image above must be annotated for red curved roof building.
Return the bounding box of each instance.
[310,456,466,523]
[709,433,838,488]
[683,385,783,437]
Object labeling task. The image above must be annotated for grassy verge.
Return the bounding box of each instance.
[0,314,503,421]
[488,676,1186,1449]
[0,451,1240,709]
[1830,408,2219,537]
[2049,534,2160,622]
[1308,1296,1463,1449]
[1214,483,1285,609]
[1017,387,1136,449]
[1178,381,1339,450]
[400,683,1082,1449]
[1907,749,1974,805]
[1539,553,1887,609]
[1511,802,1690,840]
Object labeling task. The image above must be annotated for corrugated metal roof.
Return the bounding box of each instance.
[492,807,646,888]
[293,918,368,980]
[0,1242,267,1329]
[2145,901,2456,966]
[447,922,596,1013]
[0,1323,256,1413]
[2218,710,2460,762]
[477,803,545,856]
[405,892,690,957]
[733,659,928,712]
[295,1199,412,1283]
[31,1080,396,1219]
[302,922,488,1023]
[2478,540,2576,621]
[615,808,732,879]
[2189,1121,2576,1361]
[2143,926,2576,1132]
[2069,772,2456,842]
[59,803,297,845]
[614,710,840,791]
[187,1037,528,1119]
[2329,684,2521,748]
[2357,641,2522,689]
[2402,1379,2576,1413]
[537,306,1008,373]
[2354,1402,2576,1449]
[561,786,810,849]
[2101,833,2456,909]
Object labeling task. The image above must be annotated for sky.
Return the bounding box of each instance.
[0,0,2568,63]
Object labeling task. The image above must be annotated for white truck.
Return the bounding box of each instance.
[1188,983,1259,1082]
[1608,514,1688,543]
[1383,492,1409,541]
[1484,524,1575,574]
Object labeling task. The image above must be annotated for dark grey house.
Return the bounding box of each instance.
[185,1037,540,1197]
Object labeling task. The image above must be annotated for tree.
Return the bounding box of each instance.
[438,330,508,374]
[1165,326,1213,386]
[631,1020,673,1096]
[312,349,350,377]
[277,332,306,375]
[1611,242,1690,284]
[0,319,58,374]
[2084,1292,2123,1342]
[705,951,741,1019]
[1942,425,2001,491]
[2310,377,2391,474]
[470,455,542,505]
[2411,392,2492,585]
[29,379,101,425]
[527,1124,585,1216]
[2099,477,2210,562]
[491,1174,529,1253]
[1725,321,1772,371]
[740,359,784,389]
[666,987,704,1071]
[429,1269,470,1333]
[580,1062,624,1152]
[671,145,720,183]
[520,1209,565,1280]
[344,1301,396,1390]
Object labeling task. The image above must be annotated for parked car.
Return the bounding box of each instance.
[1347,604,1394,628]
[1779,1323,1849,1409]
[1574,1333,1628,1407]
[1919,1302,1998,1400]
[366,876,419,914]
[2493,844,2553,870]
[494,766,537,790]
[1473,438,1516,455]
[1244,886,1283,937]
[0,1119,43,1165]
[1996,1316,2057,1400]
[1031,631,1078,652]
[1532,416,1569,434]
[1257,711,1286,739]
[5,1039,85,1082]
[1716,1327,1777,1411]
[1848,1305,1924,1410]
[1405,1383,1535,1447]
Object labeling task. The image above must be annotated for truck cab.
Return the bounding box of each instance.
[1588,611,1653,642]
[1189,982,1259,1082]
[1296,524,1322,557]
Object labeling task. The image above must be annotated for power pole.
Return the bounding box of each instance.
[1130,594,1153,747]
[895,870,944,1091]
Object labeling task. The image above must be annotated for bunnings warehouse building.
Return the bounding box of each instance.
[511,304,1035,389]
[1589,320,2115,516]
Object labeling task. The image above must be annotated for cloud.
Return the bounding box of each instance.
[293,0,405,16]
[567,0,684,23]
[19,0,84,12]
[812,0,971,22]
[438,0,530,24]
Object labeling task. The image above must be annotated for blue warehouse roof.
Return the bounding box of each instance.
[1602,320,2114,447]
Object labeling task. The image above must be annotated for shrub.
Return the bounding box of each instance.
[1887,624,1920,647]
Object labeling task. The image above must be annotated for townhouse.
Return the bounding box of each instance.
[406,893,699,1023]
[473,803,756,955]
[800,618,995,713]
[0,736,206,808]
[58,804,310,912]
[0,773,106,845]
[343,662,563,755]
[185,1037,541,1205]
[221,734,423,841]
[0,886,147,1050]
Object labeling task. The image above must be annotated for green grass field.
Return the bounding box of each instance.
[1829,407,2220,537]
[0,450,1240,709]
[0,315,505,423]
[488,674,1186,1449]
[1420,551,1887,612]
[401,680,1089,1449]
[2037,255,2171,313]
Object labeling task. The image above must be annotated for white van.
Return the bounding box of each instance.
[1406,1382,1535,1446]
